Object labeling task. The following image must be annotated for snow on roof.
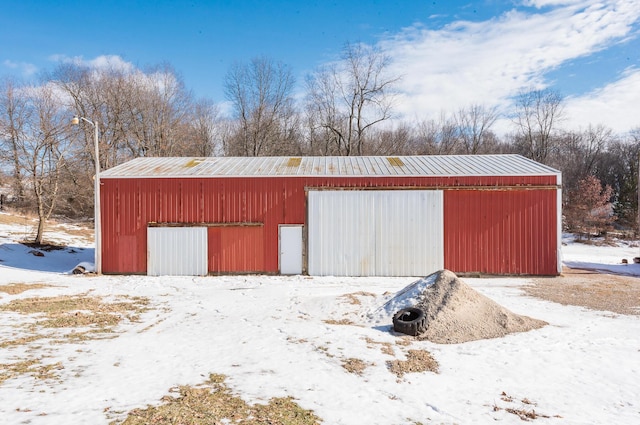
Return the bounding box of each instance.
[100,154,561,178]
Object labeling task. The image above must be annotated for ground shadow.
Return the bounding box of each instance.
[563,261,640,277]
[0,243,93,273]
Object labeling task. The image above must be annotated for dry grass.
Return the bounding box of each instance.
[504,407,549,421]
[51,329,119,344]
[394,337,412,346]
[0,294,150,327]
[3,294,102,314]
[0,333,47,349]
[50,222,94,240]
[323,318,354,325]
[524,268,640,316]
[0,211,37,226]
[40,312,123,328]
[387,349,439,377]
[0,359,39,384]
[500,391,514,403]
[341,358,369,375]
[364,337,395,356]
[338,291,376,305]
[493,392,559,421]
[0,293,150,384]
[286,337,308,344]
[0,359,64,384]
[113,373,321,425]
[0,294,149,345]
[0,283,53,295]
[0,210,93,244]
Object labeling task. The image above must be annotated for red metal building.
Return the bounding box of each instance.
[99,155,562,276]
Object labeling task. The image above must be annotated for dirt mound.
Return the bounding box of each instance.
[396,270,546,344]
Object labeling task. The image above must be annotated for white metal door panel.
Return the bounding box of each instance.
[308,191,376,276]
[308,190,443,277]
[279,225,303,274]
[147,227,208,276]
[375,190,443,276]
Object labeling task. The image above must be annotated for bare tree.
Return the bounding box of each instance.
[557,125,613,189]
[512,88,565,163]
[0,77,30,204]
[304,97,340,156]
[582,125,614,173]
[592,129,640,229]
[366,123,414,155]
[224,56,298,156]
[50,60,212,219]
[18,84,71,243]
[454,104,499,154]
[52,62,121,170]
[122,63,193,157]
[53,61,197,163]
[305,42,400,156]
[415,113,459,155]
[180,98,223,156]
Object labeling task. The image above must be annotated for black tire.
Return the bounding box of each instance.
[393,307,427,336]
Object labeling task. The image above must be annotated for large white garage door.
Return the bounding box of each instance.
[308,190,443,277]
[147,227,208,276]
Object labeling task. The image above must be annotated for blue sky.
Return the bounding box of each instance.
[2,0,639,134]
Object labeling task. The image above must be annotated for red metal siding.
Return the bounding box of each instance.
[100,174,559,275]
[208,226,264,273]
[443,189,558,275]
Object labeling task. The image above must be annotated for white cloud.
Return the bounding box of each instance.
[377,0,640,133]
[48,54,185,100]
[49,54,136,73]
[522,0,585,7]
[564,67,640,132]
[2,59,38,77]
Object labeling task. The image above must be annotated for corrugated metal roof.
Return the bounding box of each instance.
[100,154,561,178]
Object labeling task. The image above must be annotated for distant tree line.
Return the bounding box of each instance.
[0,43,638,243]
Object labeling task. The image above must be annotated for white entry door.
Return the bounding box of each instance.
[279,225,303,274]
[147,227,208,276]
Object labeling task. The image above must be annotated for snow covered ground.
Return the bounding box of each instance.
[0,218,639,424]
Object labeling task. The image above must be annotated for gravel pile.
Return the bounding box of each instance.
[411,270,546,343]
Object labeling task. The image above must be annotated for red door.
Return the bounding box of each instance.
[208,226,264,273]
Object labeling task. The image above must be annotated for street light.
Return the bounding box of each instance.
[72,116,101,274]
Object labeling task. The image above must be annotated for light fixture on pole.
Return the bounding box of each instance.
[72,116,101,274]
